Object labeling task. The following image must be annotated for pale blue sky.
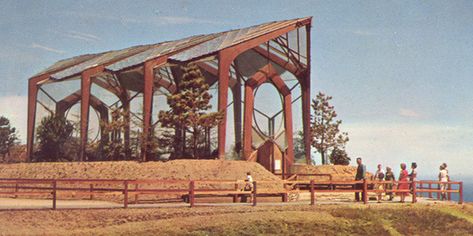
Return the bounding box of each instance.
[0,0,472,178]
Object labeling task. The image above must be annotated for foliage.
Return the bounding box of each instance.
[97,108,130,161]
[34,115,76,162]
[293,130,306,163]
[158,63,223,158]
[310,92,349,164]
[329,147,351,165]
[0,116,18,159]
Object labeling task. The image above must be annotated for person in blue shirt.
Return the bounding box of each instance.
[354,157,366,202]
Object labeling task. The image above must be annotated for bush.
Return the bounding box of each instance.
[329,148,350,165]
[33,115,76,162]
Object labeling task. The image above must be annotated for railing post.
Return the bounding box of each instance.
[89,184,94,200]
[14,183,18,198]
[447,183,452,200]
[233,183,238,203]
[363,179,368,204]
[52,180,57,210]
[428,183,432,198]
[418,182,422,198]
[123,180,129,208]
[329,176,334,190]
[189,180,195,207]
[310,180,315,205]
[459,182,463,204]
[412,181,417,203]
[252,181,257,206]
[437,183,441,200]
[134,184,139,204]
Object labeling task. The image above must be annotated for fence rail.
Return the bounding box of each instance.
[0,178,463,210]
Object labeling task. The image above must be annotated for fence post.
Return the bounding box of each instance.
[52,180,57,210]
[310,180,315,205]
[189,180,195,207]
[437,183,441,200]
[233,183,238,203]
[252,181,257,206]
[447,183,452,201]
[412,181,417,203]
[282,181,288,203]
[14,183,18,198]
[459,182,463,204]
[330,176,334,190]
[428,183,432,198]
[123,180,129,208]
[89,184,94,200]
[418,182,422,198]
[134,184,139,204]
[363,179,368,204]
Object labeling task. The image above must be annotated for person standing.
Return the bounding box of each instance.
[385,166,396,201]
[439,164,449,200]
[409,162,418,202]
[354,157,366,202]
[397,163,409,203]
[373,164,384,180]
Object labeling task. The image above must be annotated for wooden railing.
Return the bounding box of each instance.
[0,178,464,210]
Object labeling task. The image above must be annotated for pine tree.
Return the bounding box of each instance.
[34,115,75,162]
[158,63,223,158]
[0,116,18,159]
[310,92,349,164]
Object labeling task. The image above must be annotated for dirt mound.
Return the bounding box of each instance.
[291,164,373,181]
[0,160,281,182]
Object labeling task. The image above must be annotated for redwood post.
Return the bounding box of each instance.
[134,184,139,204]
[459,182,463,204]
[412,181,417,203]
[52,180,57,210]
[310,180,315,205]
[27,76,45,161]
[232,83,242,154]
[141,61,154,162]
[233,183,238,203]
[447,183,452,201]
[252,181,257,206]
[437,183,441,200]
[283,94,295,171]
[302,23,312,165]
[217,50,232,159]
[14,183,18,198]
[363,179,368,204]
[242,85,254,160]
[418,182,422,198]
[80,70,93,161]
[89,184,94,200]
[189,180,195,207]
[123,180,129,208]
[428,183,432,198]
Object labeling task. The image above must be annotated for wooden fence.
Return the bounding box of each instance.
[0,178,464,210]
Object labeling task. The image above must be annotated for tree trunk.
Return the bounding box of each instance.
[193,127,198,159]
[321,151,325,165]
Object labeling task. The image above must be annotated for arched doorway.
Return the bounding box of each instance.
[243,64,295,176]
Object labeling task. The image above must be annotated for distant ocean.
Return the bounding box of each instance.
[420,175,472,202]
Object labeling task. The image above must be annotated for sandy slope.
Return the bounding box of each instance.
[0,204,471,235]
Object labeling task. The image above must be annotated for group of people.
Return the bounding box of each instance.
[355,158,450,203]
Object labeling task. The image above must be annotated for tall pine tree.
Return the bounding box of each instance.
[310,92,349,164]
[158,63,223,158]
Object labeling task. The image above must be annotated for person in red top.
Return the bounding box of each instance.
[397,163,409,203]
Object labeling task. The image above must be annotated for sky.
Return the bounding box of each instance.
[0,0,472,179]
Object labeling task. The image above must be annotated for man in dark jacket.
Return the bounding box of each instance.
[354,157,366,201]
